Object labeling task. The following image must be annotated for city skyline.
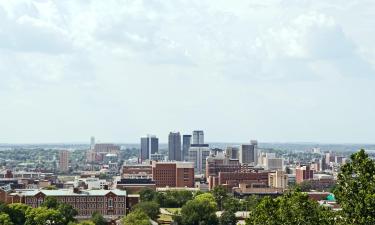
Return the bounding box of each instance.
[1,0,375,144]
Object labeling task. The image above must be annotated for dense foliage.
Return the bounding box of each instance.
[174,192,218,225]
[121,209,151,225]
[132,201,160,220]
[139,188,194,207]
[334,149,375,225]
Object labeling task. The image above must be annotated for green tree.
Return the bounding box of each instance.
[58,203,78,224]
[6,203,31,225]
[223,197,240,212]
[240,195,259,212]
[212,185,228,210]
[177,197,218,225]
[41,196,59,209]
[139,188,157,202]
[194,193,217,209]
[0,202,8,212]
[219,210,236,225]
[25,207,64,225]
[246,191,335,225]
[334,149,375,225]
[122,209,151,225]
[132,201,160,220]
[0,213,14,225]
[68,221,95,225]
[43,185,58,190]
[91,211,107,225]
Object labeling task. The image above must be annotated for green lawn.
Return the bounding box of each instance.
[165,208,181,214]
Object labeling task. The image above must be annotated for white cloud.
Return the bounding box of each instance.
[0,0,374,143]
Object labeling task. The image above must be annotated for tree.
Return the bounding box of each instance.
[240,195,259,212]
[246,191,335,225]
[91,211,107,225]
[0,213,14,225]
[177,197,218,225]
[68,221,95,225]
[6,203,31,225]
[58,203,78,224]
[132,201,160,220]
[139,188,157,202]
[219,210,236,225]
[223,197,240,212]
[25,207,64,225]
[41,196,59,209]
[194,193,217,209]
[122,209,151,225]
[212,185,228,210]
[334,149,375,225]
[44,185,58,190]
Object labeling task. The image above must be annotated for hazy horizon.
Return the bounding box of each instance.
[1,1,374,143]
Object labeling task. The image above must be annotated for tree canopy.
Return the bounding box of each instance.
[122,209,151,225]
[25,207,64,225]
[176,193,219,225]
[132,201,160,220]
[334,149,375,225]
[246,191,335,225]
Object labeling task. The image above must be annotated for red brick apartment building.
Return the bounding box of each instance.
[0,189,137,220]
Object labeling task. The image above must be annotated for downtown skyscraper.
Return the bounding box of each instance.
[192,130,204,145]
[182,134,192,161]
[140,135,159,162]
[168,132,181,161]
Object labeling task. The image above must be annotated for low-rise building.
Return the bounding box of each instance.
[2,189,129,220]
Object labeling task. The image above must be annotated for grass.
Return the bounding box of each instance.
[165,208,181,214]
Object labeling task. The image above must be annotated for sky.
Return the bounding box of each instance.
[0,0,374,144]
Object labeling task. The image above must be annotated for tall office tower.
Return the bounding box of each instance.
[182,135,192,161]
[265,153,284,170]
[188,145,210,175]
[239,141,258,166]
[225,147,239,159]
[140,135,159,162]
[59,150,70,172]
[90,136,95,149]
[168,132,181,161]
[192,130,204,144]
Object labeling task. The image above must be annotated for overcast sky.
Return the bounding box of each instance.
[0,0,374,144]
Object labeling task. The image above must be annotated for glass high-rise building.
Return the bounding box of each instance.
[192,130,204,145]
[140,135,159,162]
[168,132,181,161]
[182,135,192,161]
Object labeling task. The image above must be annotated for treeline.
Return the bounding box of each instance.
[0,197,107,225]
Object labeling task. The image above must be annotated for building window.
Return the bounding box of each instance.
[108,198,113,208]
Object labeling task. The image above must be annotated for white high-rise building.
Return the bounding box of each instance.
[192,130,204,145]
[188,146,210,175]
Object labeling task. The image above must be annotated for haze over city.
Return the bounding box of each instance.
[1,0,375,144]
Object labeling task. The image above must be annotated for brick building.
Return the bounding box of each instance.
[296,165,314,184]
[1,189,130,220]
[121,164,153,179]
[152,161,194,188]
[218,171,269,191]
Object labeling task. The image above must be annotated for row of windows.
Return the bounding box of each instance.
[26,197,125,203]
